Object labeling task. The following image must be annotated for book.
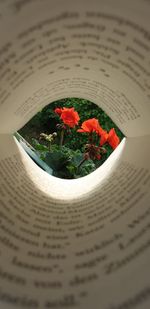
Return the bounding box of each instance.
[0,0,150,308]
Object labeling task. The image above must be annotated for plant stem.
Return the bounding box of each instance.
[77,158,87,169]
[60,129,64,146]
[89,132,93,144]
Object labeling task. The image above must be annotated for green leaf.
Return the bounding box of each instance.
[45,149,71,171]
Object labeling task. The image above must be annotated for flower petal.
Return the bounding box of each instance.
[60,107,80,128]
[100,132,108,146]
[108,128,120,149]
[54,107,63,115]
[77,129,85,132]
[78,118,100,133]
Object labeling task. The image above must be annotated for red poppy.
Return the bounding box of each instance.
[107,128,120,149]
[54,107,63,115]
[77,118,101,133]
[60,107,80,128]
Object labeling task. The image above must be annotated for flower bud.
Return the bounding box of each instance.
[52,132,57,137]
[84,152,90,160]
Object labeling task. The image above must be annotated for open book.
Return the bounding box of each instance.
[0,0,150,308]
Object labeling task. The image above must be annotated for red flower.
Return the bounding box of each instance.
[98,127,108,146]
[60,107,80,128]
[77,118,101,134]
[54,107,63,115]
[107,128,120,149]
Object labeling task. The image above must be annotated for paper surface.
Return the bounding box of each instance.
[0,0,150,308]
[0,135,150,308]
[0,0,149,135]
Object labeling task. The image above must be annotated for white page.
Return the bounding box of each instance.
[0,0,149,135]
[0,0,150,308]
[0,134,150,308]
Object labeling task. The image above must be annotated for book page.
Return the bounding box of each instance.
[0,0,149,136]
[0,134,150,308]
[0,0,150,308]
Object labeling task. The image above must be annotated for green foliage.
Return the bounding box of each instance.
[31,141,96,179]
[19,98,124,150]
[45,145,71,167]
[37,98,124,151]
[32,138,48,151]
[18,97,124,179]
[45,145,95,179]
